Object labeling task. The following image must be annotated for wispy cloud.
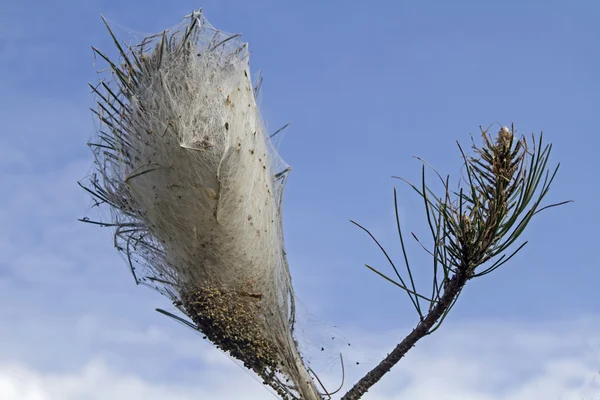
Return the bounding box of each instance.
[0,358,270,400]
[1,314,598,399]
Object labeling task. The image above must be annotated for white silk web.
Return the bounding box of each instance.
[82,11,321,399]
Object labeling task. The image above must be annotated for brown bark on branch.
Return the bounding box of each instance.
[341,270,469,400]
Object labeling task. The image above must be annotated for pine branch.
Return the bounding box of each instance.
[341,269,469,400]
[343,125,571,399]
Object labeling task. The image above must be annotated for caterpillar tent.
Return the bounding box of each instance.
[81,11,322,400]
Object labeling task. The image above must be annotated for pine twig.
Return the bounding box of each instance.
[343,125,571,399]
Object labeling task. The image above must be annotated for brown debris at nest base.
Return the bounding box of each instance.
[180,284,296,399]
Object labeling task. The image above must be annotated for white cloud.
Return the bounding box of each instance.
[291,316,600,400]
[1,316,598,399]
[0,358,270,400]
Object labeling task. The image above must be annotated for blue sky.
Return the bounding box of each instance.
[1,1,599,399]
